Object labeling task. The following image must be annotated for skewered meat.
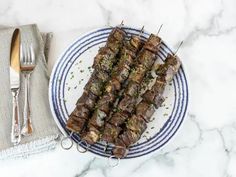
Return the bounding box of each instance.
[143,34,161,53]
[112,139,128,158]
[102,123,122,143]
[82,126,100,144]
[66,116,86,133]
[96,93,115,114]
[112,54,181,158]
[88,109,107,129]
[109,111,129,126]
[118,95,136,114]
[136,49,156,69]
[76,91,98,111]
[71,105,90,119]
[126,115,147,134]
[119,130,141,147]
[128,64,147,83]
[82,34,144,144]
[136,101,155,122]
[84,74,105,96]
[105,78,121,93]
[125,81,139,97]
[66,26,126,134]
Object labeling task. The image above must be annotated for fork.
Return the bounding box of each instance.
[20,43,36,136]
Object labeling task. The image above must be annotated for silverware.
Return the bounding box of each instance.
[10,29,21,145]
[20,42,36,136]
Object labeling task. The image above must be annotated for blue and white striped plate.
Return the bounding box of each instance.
[49,27,189,159]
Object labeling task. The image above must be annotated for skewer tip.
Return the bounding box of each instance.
[119,20,124,27]
[138,26,145,37]
[174,41,184,56]
[157,24,163,35]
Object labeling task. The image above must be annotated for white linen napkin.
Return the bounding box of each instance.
[0,24,60,159]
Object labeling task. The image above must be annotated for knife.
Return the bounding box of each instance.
[10,28,21,145]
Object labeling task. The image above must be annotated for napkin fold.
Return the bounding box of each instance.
[0,24,60,159]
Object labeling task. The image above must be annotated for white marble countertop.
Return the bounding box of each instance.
[1,0,236,176]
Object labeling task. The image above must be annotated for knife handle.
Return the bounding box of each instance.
[11,89,21,145]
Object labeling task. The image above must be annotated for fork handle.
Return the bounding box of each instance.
[21,73,33,136]
[11,89,21,145]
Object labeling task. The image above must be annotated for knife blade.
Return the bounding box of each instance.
[10,28,21,145]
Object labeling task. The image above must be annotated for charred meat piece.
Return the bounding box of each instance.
[97,93,115,114]
[119,49,135,66]
[143,34,161,53]
[142,91,165,108]
[66,116,86,133]
[93,47,115,69]
[109,111,129,126]
[106,36,123,53]
[119,130,141,147]
[126,115,147,134]
[71,105,90,119]
[82,126,100,144]
[76,91,98,110]
[156,64,176,82]
[137,49,156,69]
[125,81,140,97]
[113,139,128,158]
[136,101,155,122]
[96,70,110,82]
[84,75,104,96]
[165,54,181,72]
[95,53,116,72]
[129,35,144,52]
[114,65,130,83]
[129,64,147,83]
[102,123,122,143]
[105,78,121,94]
[118,95,136,113]
[142,78,165,106]
[88,109,107,129]
[108,27,126,41]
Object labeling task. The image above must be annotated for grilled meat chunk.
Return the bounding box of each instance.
[126,115,147,134]
[102,123,122,143]
[129,64,147,83]
[88,109,107,129]
[118,95,136,113]
[143,34,161,53]
[113,139,128,158]
[82,126,100,144]
[136,101,155,122]
[76,91,98,110]
[109,112,129,126]
[66,116,86,133]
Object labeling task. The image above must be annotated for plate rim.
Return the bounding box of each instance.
[48,26,190,159]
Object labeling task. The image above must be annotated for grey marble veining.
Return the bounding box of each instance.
[0,0,236,176]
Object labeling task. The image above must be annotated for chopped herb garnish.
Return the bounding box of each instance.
[151,127,154,129]
[80,70,84,73]
[163,113,168,116]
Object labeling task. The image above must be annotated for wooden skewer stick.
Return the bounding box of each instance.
[138,26,145,37]
[157,24,163,35]
[174,41,184,56]
[118,20,124,28]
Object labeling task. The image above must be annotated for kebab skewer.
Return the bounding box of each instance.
[82,28,145,144]
[112,49,182,158]
[66,25,126,134]
[102,33,162,145]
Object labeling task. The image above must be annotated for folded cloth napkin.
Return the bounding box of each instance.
[0,24,60,159]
